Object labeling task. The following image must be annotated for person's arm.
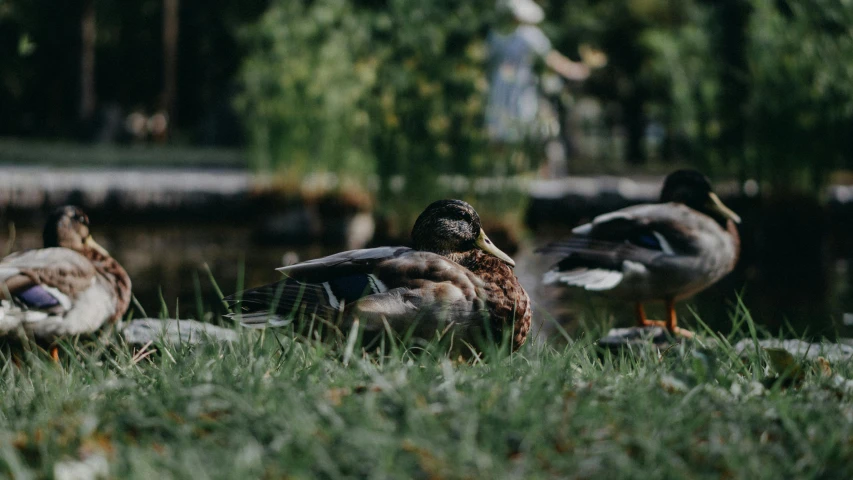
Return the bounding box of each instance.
[545,50,590,81]
[518,24,597,81]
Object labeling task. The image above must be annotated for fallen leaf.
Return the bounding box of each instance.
[660,374,690,394]
[816,357,832,377]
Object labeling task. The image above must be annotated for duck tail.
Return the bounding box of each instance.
[223,279,335,328]
[225,271,391,329]
[537,239,626,291]
[543,267,623,291]
[0,300,51,334]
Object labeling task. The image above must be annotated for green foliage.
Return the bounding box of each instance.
[236,0,377,175]
[641,0,853,189]
[236,0,498,208]
[2,0,851,193]
[746,0,853,189]
[641,3,719,165]
[233,0,853,193]
[551,0,693,166]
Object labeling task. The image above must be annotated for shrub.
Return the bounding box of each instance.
[236,0,499,211]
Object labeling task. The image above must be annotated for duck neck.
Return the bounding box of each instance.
[83,248,132,322]
[445,249,482,269]
[727,219,741,266]
[710,215,730,229]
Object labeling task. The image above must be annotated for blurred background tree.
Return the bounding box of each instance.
[236,0,498,217]
[744,0,853,191]
[627,0,853,190]
[0,0,267,142]
[1,0,852,192]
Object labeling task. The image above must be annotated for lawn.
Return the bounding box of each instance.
[1,311,852,479]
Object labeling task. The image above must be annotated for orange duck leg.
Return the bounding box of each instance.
[635,300,693,338]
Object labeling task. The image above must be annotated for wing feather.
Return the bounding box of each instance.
[537,203,707,291]
[276,246,412,281]
[228,249,484,333]
[227,247,413,326]
[0,248,97,313]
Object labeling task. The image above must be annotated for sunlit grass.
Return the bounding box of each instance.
[1,301,853,478]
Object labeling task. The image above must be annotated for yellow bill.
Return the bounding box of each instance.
[85,235,111,256]
[475,229,515,267]
[707,192,741,224]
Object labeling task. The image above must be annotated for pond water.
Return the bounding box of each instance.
[4,211,852,341]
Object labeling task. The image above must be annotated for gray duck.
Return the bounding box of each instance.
[536,170,741,336]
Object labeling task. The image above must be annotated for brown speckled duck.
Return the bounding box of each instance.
[537,170,741,337]
[0,206,132,343]
[227,199,531,352]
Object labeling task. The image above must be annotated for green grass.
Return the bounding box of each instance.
[1,313,853,479]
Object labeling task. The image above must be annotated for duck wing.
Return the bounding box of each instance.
[227,246,487,338]
[275,246,411,281]
[226,247,410,326]
[0,248,99,328]
[537,203,701,291]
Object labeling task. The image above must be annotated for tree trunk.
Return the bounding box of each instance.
[79,0,96,122]
[624,93,645,165]
[163,0,180,133]
[716,0,750,175]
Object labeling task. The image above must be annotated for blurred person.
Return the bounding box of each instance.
[148,111,170,143]
[485,0,594,176]
[125,111,148,143]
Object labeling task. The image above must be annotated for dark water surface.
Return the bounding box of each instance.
[4,212,852,341]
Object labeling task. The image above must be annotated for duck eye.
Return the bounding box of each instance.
[453,210,472,221]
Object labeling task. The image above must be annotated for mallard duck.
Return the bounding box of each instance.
[227,199,531,352]
[0,206,132,344]
[536,170,741,336]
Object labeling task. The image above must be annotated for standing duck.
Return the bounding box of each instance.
[536,170,741,336]
[0,206,132,344]
[227,199,531,352]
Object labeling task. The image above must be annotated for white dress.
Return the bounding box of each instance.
[485,25,552,143]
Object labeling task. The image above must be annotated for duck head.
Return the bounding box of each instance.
[43,205,110,256]
[660,170,741,226]
[411,199,516,267]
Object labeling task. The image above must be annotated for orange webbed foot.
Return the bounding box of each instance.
[635,302,694,337]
